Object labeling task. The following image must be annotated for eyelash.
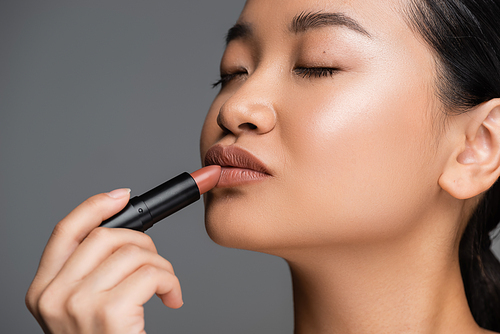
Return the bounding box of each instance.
[211,67,339,88]
[293,67,339,78]
[211,72,247,88]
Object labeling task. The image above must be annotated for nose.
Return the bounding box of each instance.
[216,77,277,136]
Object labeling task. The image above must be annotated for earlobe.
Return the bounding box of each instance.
[439,99,500,200]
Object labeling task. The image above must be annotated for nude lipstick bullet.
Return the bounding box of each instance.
[100,165,221,232]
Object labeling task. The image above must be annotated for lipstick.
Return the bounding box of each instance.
[204,145,271,188]
[100,165,221,232]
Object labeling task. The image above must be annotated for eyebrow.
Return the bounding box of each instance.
[225,22,252,45]
[224,11,371,45]
[291,11,371,37]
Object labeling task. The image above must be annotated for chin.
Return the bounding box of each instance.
[203,191,289,253]
[204,207,267,252]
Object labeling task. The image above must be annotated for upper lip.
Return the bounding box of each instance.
[204,145,271,175]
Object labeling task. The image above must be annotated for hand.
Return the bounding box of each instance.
[26,189,183,334]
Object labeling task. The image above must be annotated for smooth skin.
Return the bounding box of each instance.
[26,0,500,333]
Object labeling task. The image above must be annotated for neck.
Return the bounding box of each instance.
[285,232,481,334]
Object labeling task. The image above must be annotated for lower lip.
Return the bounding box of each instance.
[215,167,270,188]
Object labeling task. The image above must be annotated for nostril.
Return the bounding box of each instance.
[238,122,258,130]
[216,103,275,135]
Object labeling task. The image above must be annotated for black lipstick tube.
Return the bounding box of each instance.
[100,172,199,232]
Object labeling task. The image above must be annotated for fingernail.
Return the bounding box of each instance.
[106,188,131,199]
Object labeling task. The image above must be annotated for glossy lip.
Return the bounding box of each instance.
[204,145,272,187]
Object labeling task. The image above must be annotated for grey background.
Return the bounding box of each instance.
[2,1,500,333]
[0,1,293,333]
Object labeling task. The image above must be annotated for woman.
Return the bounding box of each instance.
[26,0,500,332]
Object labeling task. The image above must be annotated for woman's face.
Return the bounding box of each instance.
[200,0,447,255]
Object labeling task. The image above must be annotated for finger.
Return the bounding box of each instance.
[111,264,183,309]
[54,227,159,284]
[27,190,130,305]
[75,243,175,292]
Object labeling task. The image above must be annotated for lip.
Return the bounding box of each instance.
[204,145,271,188]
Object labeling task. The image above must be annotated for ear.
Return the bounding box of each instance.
[439,99,500,199]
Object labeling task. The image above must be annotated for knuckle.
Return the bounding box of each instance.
[117,243,142,258]
[139,233,157,252]
[87,226,112,242]
[65,291,88,319]
[140,264,159,277]
[38,288,62,321]
[50,222,68,239]
[162,258,174,273]
[25,287,38,315]
[25,283,37,302]
[83,195,102,212]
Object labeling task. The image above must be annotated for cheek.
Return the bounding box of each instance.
[278,76,441,242]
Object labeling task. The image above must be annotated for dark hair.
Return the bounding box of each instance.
[403,0,500,330]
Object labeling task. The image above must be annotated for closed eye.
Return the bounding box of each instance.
[212,67,339,88]
[212,70,248,88]
[294,67,339,78]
